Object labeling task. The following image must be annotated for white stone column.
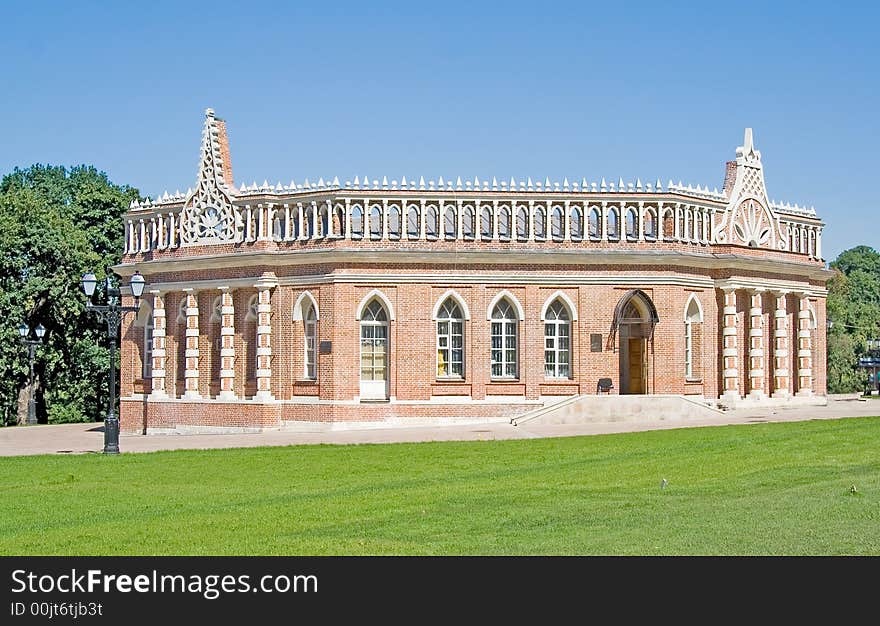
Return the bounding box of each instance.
[601,202,608,241]
[563,201,571,241]
[637,202,645,241]
[325,199,335,237]
[771,291,790,398]
[254,275,277,401]
[183,289,201,399]
[149,291,167,399]
[721,287,741,402]
[218,288,236,400]
[796,294,814,396]
[747,289,766,399]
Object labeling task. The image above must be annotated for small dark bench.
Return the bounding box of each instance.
[597,378,614,394]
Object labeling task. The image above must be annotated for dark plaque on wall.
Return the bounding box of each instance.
[319,341,332,354]
[590,333,603,352]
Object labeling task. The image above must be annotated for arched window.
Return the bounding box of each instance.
[685,296,703,379]
[136,303,154,380]
[289,210,299,239]
[644,209,657,240]
[589,208,600,239]
[369,204,382,239]
[272,215,283,241]
[491,299,518,378]
[481,205,493,239]
[304,301,317,380]
[143,319,154,379]
[407,204,420,238]
[351,205,364,239]
[516,206,528,239]
[334,204,345,238]
[463,205,475,239]
[319,205,329,237]
[498,207,511,239]
[534,206,546,239]
[177,297,188,324]
[436,298,464,378]
[444,205,457,239]
[426,205,439,238]
[246,295,258,322]
[360,299,388,385]
[626,207,638,239]
[607,208,620,240]
[544,300,571,378]
[388,205,401,239]
[551,205,564,240]
[210,295,222,323]
[571,207,583,241]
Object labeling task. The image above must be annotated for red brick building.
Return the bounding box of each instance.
[117,110,830,433]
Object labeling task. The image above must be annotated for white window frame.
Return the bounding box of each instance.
[684,295,703,380]
[491,300,518,379]
[544,301,571,379]
[143,321,154,379]
[304,303,317,380]
[436,299,464,379]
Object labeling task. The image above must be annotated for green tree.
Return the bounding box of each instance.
[0,165,139,424]
[826,245,880,393]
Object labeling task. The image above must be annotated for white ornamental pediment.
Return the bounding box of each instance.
[712,129,787,251]
[180,109,241,245]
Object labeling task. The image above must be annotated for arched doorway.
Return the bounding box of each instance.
[614,290,658,394]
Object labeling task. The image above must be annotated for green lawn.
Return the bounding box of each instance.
[2,417,879,555]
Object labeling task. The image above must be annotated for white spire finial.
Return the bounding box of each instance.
[743,127,754,153]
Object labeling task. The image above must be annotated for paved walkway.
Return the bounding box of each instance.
[0,398,877,457]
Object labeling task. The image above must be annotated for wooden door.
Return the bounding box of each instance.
[628,338,645,394]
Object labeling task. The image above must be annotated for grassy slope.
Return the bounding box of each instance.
[1,417,879,555]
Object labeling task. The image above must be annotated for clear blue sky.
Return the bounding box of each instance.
[1,0,877,260]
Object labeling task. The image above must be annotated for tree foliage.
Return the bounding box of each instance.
[0,165,139,424]
[826,245,880,393]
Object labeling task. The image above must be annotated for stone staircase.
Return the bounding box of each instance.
[510,394,724,426]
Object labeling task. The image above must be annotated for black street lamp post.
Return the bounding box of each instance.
[867,338,880,396]
[17,322,46,425]
[80,271,146,454]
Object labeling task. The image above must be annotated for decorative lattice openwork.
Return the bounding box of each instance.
[180,110,239,244]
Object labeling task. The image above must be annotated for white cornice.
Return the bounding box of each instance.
[115,247,833,282]
[115,271,827,298]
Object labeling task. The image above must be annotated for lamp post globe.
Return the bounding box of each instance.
[81,272,97,298]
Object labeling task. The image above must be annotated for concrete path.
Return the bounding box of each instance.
[0,398,877,457]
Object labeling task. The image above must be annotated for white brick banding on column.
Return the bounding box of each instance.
[771,291,790,398]
[720,287,741,402]
[149,291,167,398]
[747,289,765,398]
[254,273,278,400]
[183,289,201,399]
[218,287,236,399]
[796,294,814,396]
